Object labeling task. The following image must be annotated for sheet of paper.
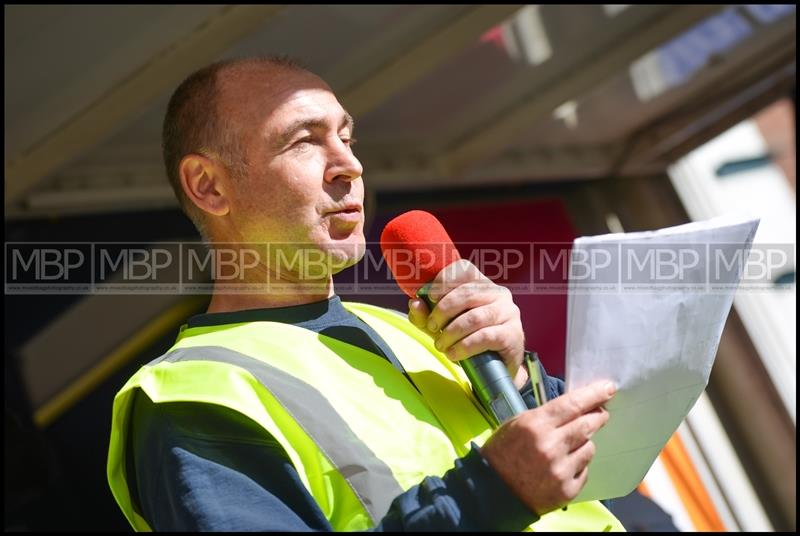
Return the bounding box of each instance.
[565,214,760,502]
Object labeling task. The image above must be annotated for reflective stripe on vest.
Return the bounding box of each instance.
[107,302,625,532]
[158,346,404,520]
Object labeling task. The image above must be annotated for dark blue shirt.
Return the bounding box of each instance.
[128,297,565,531]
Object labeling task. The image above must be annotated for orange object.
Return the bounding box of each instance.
[660,433,726,531]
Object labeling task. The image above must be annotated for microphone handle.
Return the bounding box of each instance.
[460,351,528,427]
[417,287,527,427]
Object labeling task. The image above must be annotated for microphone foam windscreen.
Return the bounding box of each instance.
[380,210,461,297]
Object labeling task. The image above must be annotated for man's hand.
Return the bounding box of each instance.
[480,380,615,515]
[408,259,528,388]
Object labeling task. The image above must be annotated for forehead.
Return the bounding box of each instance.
[218,66,345,134]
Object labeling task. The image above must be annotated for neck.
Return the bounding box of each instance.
[201,232,344,313]
[206,277,334,313]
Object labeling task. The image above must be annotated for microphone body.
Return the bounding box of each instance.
[381,211,528,427]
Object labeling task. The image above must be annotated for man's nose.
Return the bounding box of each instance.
[325,138,363,183]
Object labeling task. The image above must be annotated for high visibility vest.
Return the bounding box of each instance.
[107,301,624,532]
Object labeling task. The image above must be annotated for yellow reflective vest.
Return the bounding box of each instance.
[107,301,624,532]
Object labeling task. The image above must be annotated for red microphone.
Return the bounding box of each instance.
[380,210,527,426]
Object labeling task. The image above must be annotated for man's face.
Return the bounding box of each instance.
[220,68,366,281]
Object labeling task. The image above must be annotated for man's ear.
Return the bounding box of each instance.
[179,154,231,217]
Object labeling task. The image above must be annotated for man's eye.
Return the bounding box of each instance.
[342,137,357,146]
[291,137,313,150]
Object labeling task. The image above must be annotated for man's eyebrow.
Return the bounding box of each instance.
[274,113,355,148]
[343,112,355,134]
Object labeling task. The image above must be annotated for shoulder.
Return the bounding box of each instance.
[131,391,281,451]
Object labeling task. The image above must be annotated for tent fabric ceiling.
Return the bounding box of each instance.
[4,4,796,219]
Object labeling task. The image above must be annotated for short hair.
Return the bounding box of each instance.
[162,55,307,238]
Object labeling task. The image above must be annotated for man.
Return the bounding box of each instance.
[106,56,624,531]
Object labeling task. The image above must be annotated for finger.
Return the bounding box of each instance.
[544,381,616,426]
[553,440,595,503]
[574,464,590,484]
[442,325,519,369]
[427,259,484,304]
[558,407,609,453]
[407,298,431,330]
[427,281,507,333]
[567,462,591,499]
[434,303,504,353]
[567,439,596,480]
[556,464,591,505]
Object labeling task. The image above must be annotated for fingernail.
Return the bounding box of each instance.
[605,382,616,396]
[427,320,437,332]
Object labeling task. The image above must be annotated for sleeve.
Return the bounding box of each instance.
[378,443,537,531]
[130,392,331,531]
[130,391,537,531]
